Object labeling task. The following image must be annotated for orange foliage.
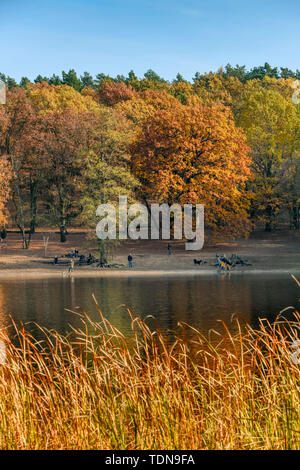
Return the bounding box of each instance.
[130,93,252,237]
[98,82,137,106]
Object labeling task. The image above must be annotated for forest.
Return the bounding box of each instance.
[0,62,300,249]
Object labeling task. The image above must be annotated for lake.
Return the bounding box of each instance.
[0,272,299,342]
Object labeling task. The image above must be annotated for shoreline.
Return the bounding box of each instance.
[1,229,300,280]
[0,266,299,280]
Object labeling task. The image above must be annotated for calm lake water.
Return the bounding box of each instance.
[0,273,299,341]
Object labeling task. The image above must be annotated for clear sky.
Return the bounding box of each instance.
[1,0,299,82]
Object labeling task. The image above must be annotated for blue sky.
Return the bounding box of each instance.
[1,0,299,82]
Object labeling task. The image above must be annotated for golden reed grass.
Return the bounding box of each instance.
[0,294,300,450]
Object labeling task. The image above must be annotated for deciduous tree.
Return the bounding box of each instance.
[130,92,252,238]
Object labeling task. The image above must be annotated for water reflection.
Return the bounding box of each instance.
[0,274,298,342]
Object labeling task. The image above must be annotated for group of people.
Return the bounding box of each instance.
[68,249,79,258]
[53,242,175,272]
[53,251,95,268]
[53,245,248,274]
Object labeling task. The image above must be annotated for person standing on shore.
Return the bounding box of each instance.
[168,243,172,255]
[68,258,75,276]
[128,254,133,268]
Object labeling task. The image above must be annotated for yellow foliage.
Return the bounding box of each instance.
[26,82,100,114]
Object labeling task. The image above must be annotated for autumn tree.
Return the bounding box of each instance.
[26,82,99,114]
[170,81,194,105]
[129,92,252,239]
[0,88,40,248]
[116,89,179,126]
[38,109,94,242]
[80,107,138,264]
[238,85,300,231]
[277,103,300,229]
[98,81,137,107]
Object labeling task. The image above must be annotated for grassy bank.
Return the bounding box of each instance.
[0,298,300,450]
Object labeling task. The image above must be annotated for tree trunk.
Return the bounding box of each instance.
[292,200,299,230]
[59,194,67,242]
[29,179,38,234]
[10,154,32,248]
[265,205,273,232]
[60,223,67,243]
[98,240,107,266]
[18,226,31,249]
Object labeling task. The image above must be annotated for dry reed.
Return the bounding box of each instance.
[0,295,300,450]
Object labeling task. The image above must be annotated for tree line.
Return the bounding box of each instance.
[1,63,300,91]
[0,64,300,255]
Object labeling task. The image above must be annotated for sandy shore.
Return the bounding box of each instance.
[0,267,299,280]
[0,228,300,279]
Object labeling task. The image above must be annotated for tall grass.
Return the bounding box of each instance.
[0,296,300,450]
